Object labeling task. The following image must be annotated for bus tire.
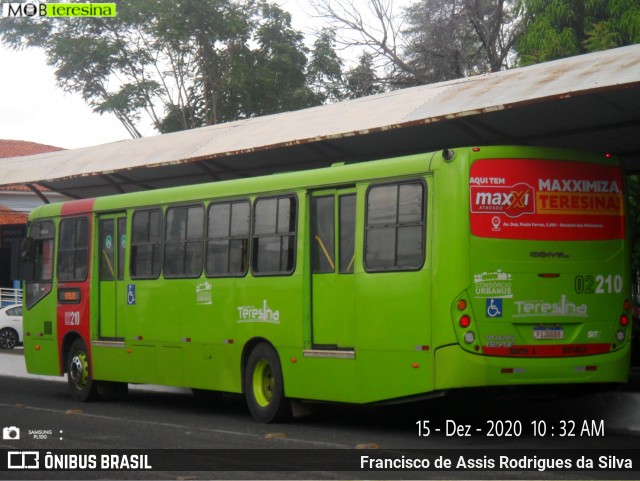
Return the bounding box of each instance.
[67,338,99,402]
[244,343,291,423]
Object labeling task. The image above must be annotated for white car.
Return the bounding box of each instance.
[0,305,23,349]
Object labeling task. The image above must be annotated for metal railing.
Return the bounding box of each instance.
[0,288,23,308]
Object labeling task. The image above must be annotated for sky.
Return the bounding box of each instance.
[0,0,387,150]
[0,46,133,149]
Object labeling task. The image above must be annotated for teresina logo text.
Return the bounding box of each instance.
[513,295,587,318]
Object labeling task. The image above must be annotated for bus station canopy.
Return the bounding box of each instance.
[1,44,639,200]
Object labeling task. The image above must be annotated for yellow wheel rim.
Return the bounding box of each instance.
[252,359,274,407]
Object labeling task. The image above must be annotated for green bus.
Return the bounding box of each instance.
[17,145,631,422]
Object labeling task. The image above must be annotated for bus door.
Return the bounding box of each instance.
[310,190,357,350]
[97,214,127,339]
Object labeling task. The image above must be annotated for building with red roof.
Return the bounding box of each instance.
[0,140,67,287]
[0,139,62,158]
[0,139,66,225]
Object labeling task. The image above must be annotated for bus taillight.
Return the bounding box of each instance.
[620,314,629,326]
[459,315,471,328]
[457,300,467,310]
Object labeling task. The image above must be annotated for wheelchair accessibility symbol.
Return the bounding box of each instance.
[486,298,502,318]
[127,284,136,305]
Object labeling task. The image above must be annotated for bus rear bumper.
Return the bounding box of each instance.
[434,343,631,390]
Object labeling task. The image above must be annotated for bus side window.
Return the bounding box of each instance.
[339,194,356,273]
[311,196,335,273]
[206,200,250,277]
[99,219,115,281]
[365,181,425,271]
[58,217,89,282]
[25,220,55,309]
[117,217,126,280]
[164,205,204,278]
[131,209,163,279]
[252,196,297,275]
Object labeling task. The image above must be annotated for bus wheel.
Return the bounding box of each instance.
[67,339,99,402]
[244,343,291,423]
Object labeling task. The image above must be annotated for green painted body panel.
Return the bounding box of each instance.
[280,349,360,402]
[23,146,630,405]
[23,203,63,377]
[24,339,60,376]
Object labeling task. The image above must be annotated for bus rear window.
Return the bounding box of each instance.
[469,159,624,241]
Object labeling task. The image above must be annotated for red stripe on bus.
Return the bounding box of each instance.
[61,198,95,216]
[56,202,94,374]
[481,344,611,357]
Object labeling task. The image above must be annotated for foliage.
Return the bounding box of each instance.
[310,0,522,91]
[402,0,522,84]
[517,0,640,65]
[627,176,640,273]
[308,0,416,90]
[308,28,345,103]
[252,3,315,116]
[4,0,639,133]
[402,0,482,84]
[344,52,384,98]
[0,0,328,136]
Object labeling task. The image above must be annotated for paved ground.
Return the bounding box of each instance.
[1,348,640,433]
[1,348,639,480]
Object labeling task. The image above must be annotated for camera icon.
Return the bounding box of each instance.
[3,426,20,440]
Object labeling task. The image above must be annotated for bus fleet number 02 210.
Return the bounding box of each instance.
[574,274,623,294]
[416,420,605,437]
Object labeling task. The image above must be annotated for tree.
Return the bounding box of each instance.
[403,0,522,81]
[309,0,522,90]
[252,2,315,115]
[0,0,322,136]
[307,28,345,103]
[464,0,522,72]
[309,0,413,88]
[345,52,384,98]
[517,0,640,65]
[402,0,481,85]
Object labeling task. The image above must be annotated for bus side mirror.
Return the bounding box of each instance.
[10,238,35,282]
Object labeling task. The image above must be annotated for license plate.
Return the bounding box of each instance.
[533,326,564,340]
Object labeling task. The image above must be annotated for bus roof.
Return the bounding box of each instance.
[27,145,617,220]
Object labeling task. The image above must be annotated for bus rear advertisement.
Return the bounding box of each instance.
[15,146,631,422]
